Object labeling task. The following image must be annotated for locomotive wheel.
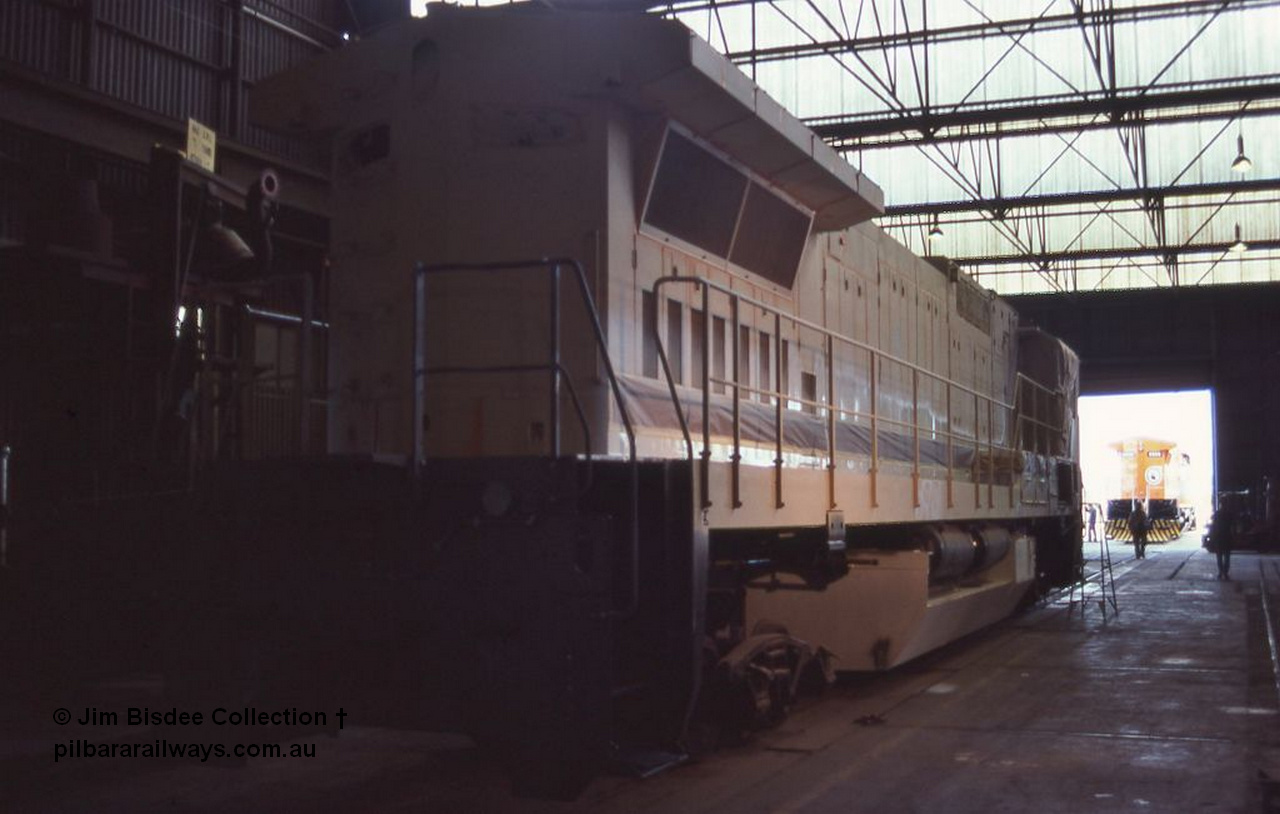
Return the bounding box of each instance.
[700,628,832,743]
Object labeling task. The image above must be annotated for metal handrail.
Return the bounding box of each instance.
[197,273,317,457]
[1,444,9,568]
[413,258,637,467]
[412,257,639,620]
[663,369,1014,462]
[656,276,1019,411]
[651,274,1069,511]
[701,372,995,442]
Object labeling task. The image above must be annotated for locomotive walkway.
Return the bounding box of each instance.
[6,535,1280,812]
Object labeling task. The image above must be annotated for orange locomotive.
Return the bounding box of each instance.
[1105,437,1188,543]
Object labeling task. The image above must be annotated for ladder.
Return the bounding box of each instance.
[1068,531,1119,619]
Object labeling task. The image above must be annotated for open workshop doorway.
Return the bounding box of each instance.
[1078,389,1215,545]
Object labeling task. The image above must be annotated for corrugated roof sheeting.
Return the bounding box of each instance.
[97,0,226,68]
[681,2,1276,120]
[242,6,338,162]
[867,118,1280,256]
[94,1,224,128]
[1,0,80,82]
[665,0,1280,293]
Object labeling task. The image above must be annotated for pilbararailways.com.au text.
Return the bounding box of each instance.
[56,739,319,762]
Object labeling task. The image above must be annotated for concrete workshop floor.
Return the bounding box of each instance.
[8,535,1280,813]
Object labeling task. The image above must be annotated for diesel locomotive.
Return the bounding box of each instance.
[1105,437,1190,542]
[208,2,1085,791]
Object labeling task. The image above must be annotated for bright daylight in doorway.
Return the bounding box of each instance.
[1079,390,1214,524]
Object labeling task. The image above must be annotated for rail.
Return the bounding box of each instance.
[412,257,639,619]
[651,275,1066,511]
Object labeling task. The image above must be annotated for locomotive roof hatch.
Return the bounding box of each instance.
[248,2,884,232]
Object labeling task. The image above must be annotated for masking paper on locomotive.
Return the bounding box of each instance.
[1015,327,1080,455]
[619,374,982,469]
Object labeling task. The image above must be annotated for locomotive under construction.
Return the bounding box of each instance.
[204,2,1083,791]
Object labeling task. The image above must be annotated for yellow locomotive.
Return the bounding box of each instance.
[175,3,1089,792]
[1105,437,1188,543]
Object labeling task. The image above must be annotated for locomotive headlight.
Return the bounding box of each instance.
[1145,467,1164,486]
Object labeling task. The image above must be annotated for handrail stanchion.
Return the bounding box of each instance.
[1039,387,1046,456]
[869,350,878,509]
[700,282,712,509]
[1041,387,1048,502]
[1006,401,1015,507]
[826,333,837,510]
[550,262,562,458]
[1035,388,1042,503]
[774,311,784,509]
[1033,386,1039,454]
[298,275,313,455]
[911,367,920,508]
[1,444,10,568]
[987,397,995,508]
[974,390,981,508]
[946,382,954,508]
[651,280,694,464]
[1014,379,1024,504]
[413,264,427,477]
[730,295,742,508]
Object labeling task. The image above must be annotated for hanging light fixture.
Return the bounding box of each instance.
[1231,133,1253,173]
[927,215,944,242]
[1229,223,1248,254]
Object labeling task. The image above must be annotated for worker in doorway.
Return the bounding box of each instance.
[1085,503,1099,542]
[1212,504,1235,580]
[1129,502,1149,559]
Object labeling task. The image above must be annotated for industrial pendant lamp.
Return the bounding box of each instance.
[1231,133,1253,173]
[927,216,944,242]
[1229,223,1248,254]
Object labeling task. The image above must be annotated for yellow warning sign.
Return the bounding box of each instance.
[185,118,217,172]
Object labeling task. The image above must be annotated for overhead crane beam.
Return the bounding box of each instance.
[950,239,1280,268]
[807,77,1280,149]
[881,178,1280,218]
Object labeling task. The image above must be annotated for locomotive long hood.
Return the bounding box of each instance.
[248,3,884,231]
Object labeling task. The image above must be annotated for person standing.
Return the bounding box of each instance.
[1086,503,1099,542]
[1213,505,1235,579]
[1129,502,1149,559]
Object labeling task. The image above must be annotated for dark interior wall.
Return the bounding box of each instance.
[0,0,353,248]
[1009,283,1280,495]
[0,1,342,508]
[0,0,351,163]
